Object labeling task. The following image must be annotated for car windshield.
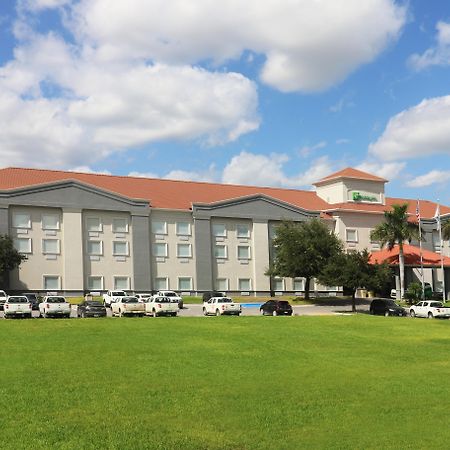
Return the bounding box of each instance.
[86,301,103,307]
[386,300,399,307]
[278,301,290,306]
[156,298,170,303]
[218,298,232,303]
[8,297,28,303]
[47,297,66,303]
[123,297,138,303]
[112,292,125,296]
[163,292,177,297]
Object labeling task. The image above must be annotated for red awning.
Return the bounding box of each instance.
[369,244,450,268]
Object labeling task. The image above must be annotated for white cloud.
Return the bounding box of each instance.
[221,152,332,187]
[67,0,406,92]
[405,170,450,187]
[299,141,327,158]
[409,21,450,70]
[356,161,405,181]
[164,165,218,183]
[369,96,450,161]
[128,171,159,179]
[69,166,111,175]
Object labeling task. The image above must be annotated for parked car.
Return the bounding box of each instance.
[103,290,127,307]
[39,296,71,318]
[409,301,450,319]
[111,296,145,317]
[260,299,293,316]
[203,297,241,316]
[369,298,406,317]
[144,295,178,317]
[135,293,152,302]
[77,300,107,318]
[0,290,7,310]
[3,296,32,318]
[20,293,40,310]
[156,290,183,309]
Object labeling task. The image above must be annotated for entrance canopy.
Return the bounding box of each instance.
[369,244,450,268]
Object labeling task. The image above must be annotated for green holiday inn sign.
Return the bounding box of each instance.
[352,192,378,202]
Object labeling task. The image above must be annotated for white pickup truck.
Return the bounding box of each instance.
[3,296,32,318]
[144,295,178,317]
[111,296,145,317]
[39,296,71,318]
[157,290,183,309]
[409,301,450,319]
[203,297,241,316]
[0,290,7,310]
[103,290,127,307]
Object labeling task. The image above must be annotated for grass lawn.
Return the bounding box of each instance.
[1,316,450,449]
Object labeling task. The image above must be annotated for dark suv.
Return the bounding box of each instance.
[260,300,293,316]
[369,298,406,317]
[202,291,225,302]
[21,293,40,310]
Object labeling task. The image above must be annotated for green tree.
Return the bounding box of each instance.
[266,219,343,300]
[318,249,391,313]
[370,203,421,299]
[405,282,422,305]
[0,234,26,286]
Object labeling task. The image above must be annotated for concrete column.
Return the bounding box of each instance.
[131,213,152,291]
[194,217,213,292]
[62,208,84,291]
[252,220,271,293]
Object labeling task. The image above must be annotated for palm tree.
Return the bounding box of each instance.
[370,203,421,299]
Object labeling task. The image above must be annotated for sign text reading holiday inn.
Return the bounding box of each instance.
[352,192,378,202]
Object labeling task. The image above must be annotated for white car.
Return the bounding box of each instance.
[135,293,153,302]
[111,296,145,317]
[203,297,241,316]
[144,295,178,317]
[156,290,183,309]
[0,290,7,310]
[3,296,32,318]
[39,296,71,318]
[409,301,450,319]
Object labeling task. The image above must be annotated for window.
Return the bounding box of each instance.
[14,238,32,254]
[176,222,191,236]
[86,217,102,232]
[155,277,168,290]
[273,278,284,291]
[13,213,31,229]
[153,243,168,257]
[42,239,60,255]
[432,231,441,251]
[216,278,228,291]
[214,244,227,259]
[178,277,192,290]
[237,245,251,260]
[293,278,304,291]
[238,278,251,291]
[87,241,103,255]
[114,276,129,290]
[43,276,60,290]
[42,214,60,230]
[113,241,129,256]
[237,224,250,238]
[88,276,103,290]
[177,243,192,258]
[212,223,226,237]
[112,218,128,233]
[346,229,358,243]
[152,221,167,234]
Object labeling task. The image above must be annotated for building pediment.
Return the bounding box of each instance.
[0,180,150,213]
[192,194,319,221]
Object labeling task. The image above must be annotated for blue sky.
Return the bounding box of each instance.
[0,0,449,205]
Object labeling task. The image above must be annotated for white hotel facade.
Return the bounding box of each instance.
[0,167,448,296]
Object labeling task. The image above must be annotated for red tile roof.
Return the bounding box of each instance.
[0,167,447,218]
[314,167,387,184]
[369,244,450,267]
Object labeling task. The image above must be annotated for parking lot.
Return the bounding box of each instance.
[0,300,372,319]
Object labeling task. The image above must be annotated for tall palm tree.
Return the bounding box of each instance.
[370,203,421,299]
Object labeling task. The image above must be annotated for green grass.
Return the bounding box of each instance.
[1,316,450,449]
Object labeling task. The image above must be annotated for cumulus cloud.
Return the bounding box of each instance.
[356,161,405,181]
[369,96,450,161]
[67,0,405,92]
[405,170,450,187]
[221,152,332,187]
[409,21,450,70]
[299,141,327,158]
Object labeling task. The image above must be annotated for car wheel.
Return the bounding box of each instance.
[152,309,157,318]
[272,310,277,317]
[172,312,177,317]
[260,309,265,316]
[369,309,374,315]
[203,308,208,316]
[428,312,434,319]
[410,310,416,318]
[215,309,221,316]
[384,311,390,317]
[119,309,123,318]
